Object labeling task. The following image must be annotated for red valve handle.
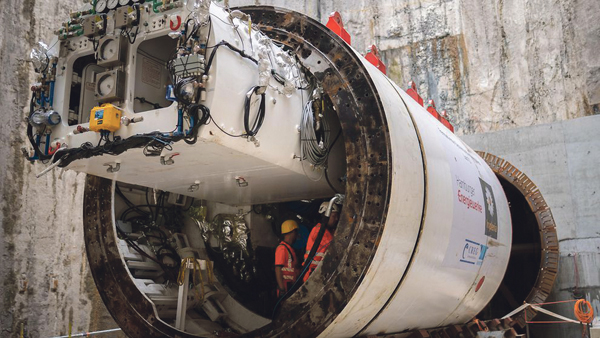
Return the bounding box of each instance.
[170,15,181,30]
[48,142,61,155]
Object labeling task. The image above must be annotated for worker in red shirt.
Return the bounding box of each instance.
[303,201,340,282]
[274,220,300,297]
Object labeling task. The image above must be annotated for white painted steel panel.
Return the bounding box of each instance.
[52,5,344,205]
[317,50,425,338]
[360,82,512,334]
[317,50,511,336]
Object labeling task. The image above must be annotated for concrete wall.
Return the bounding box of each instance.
[0,0,597,337]
[462,115,600,337]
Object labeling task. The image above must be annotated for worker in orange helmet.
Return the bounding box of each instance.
[275,220,300,297]
[303,201,340,282]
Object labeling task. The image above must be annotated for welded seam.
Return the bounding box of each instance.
[354,77,430,337]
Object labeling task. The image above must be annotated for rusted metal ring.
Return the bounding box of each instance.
[84,176,193,337]
[476,152,559,327]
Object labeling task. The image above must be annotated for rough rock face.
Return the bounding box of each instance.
[233,0,600,134]
[0,0,597,336]
[0,1,122,337]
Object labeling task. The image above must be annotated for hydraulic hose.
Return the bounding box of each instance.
[26,123,52,161]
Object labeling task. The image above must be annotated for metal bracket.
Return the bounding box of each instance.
[160,152,179,165]
[235,176,248,187]
[104,162,121,173]
[188,180,201,192]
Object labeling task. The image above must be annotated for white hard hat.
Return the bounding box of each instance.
[319,201,340,215]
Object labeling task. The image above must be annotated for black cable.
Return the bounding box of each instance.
[121,203,169,225]
[244,86,266,137]
[324,129,343,193]
[142,135,173,157]
[116,184,151,216]
[298,223,328,285]
[204,40,258,78]
[96,131,105,147]
[154,191,164,222]
[145,188,151,210]
[115,224,177,280]
[39,53,50,73]
[327,129,342,156]
[206,16,212,50]
[26,123,52,161]
[127,26,139,44]
[203,41,226,76]
[25,95,53,161]
[29,93,35,115]
[325,168,340,194]
[173,77,196,105]
[91,38,99,53]
[157,246,181,266]
[56,133,170,167]
[300,99,330,167]
[183,104,209,144]
[135,96,162,109]
[121,205,152,222]
[183,18,199,46]
[271,69,287,85]
[209,117,244,137]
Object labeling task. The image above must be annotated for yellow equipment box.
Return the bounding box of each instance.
[90,104,121,132]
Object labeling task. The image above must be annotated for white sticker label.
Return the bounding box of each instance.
[141,56,162,89]
[438,127,497,271]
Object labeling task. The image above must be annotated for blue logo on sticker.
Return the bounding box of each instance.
[95,109,104,120]
[460,239,488,266]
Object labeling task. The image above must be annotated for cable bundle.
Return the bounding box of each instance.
[574,299,594,323]
[244,86,266,137]
[300,99,330,167]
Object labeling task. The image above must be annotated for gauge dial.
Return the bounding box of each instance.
[119,0,131,6]
[95,0,108,13]
[107,0,119,10]
[97,74,115,96]
[99,38,117,61]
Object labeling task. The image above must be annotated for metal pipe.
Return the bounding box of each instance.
[36,157,63,178]
[48,81,55,107]
[44,133,50,156]
[324,193,344,217]
[33,134,41,160]
[176,108,184,136]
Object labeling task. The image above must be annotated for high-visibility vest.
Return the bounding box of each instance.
[275,241,298,295]
[303,223,333,282]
